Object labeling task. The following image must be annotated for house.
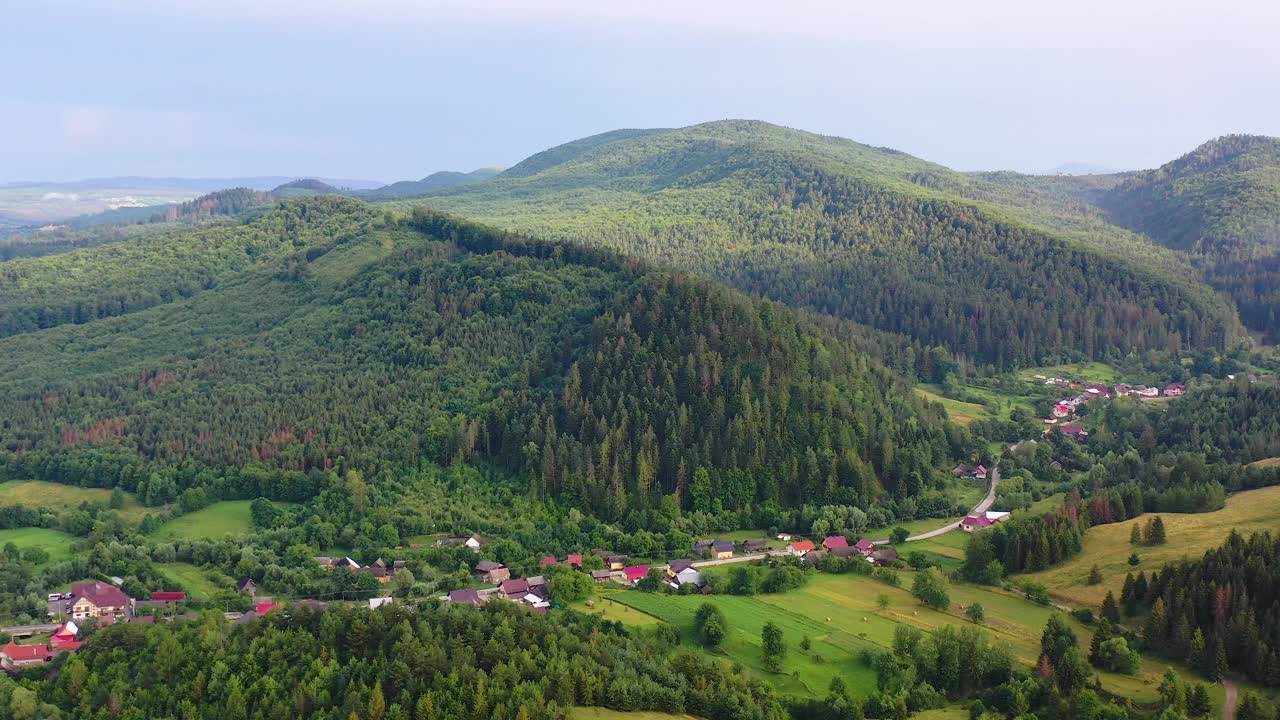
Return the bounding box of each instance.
[368,597,394,610]
[447,589,483,607]
[972,464,988,480]
[474,560,510,584]
[255,602,278,614]
[951,464,970,478]
[667,559,695,577]
[69,581,133,621]
[1114,384,1133,397]
[526,576,547,597]
[984,511,1011,524]
[521,593,551,609]
[1134,385,1160,398]
[868,548,899,566]
[362,558,392,583]
[566,554,583,568]
[332,557,361,571]
[539,555,557,567]
[623,565,650,584]
[149,591,186,605]
[788,540,816,556]
[50,622,78,648]
[802,549,828,564]
[711,540,734,559]
[0,642,53,671]
[960,515,993,532]
[854,539,876,556]
[236,577,258,595]
[499,578,530,598]
[1164,383,1185,397]
[776,533,793,542]
[464,535,489,552]
[591,569,613,583]
[592,549,627,569]
[743,539,769,553]
[823,535,849,551]
[1060,426,1089,442]
[1085,383,1110,398]
[829,546,860,559]
[1052,404,1070,418]
[1049,460,1064,472]
[692,539,714,556]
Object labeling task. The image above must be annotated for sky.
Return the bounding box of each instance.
[3,0,1278,182]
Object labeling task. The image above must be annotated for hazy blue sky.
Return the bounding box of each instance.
[4,0,1277,182]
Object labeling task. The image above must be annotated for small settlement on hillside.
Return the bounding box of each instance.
[1035,376,1191,441]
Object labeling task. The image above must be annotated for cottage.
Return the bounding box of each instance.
[1114,384,1132,397]
[526,576,547,597]
[464,535,489,552]
[868,547,899,566]
[592,549,627,569]
[972,464,988,480]
[368,597,394,609]
[447,589,484,607]
[236,577,258,595]
[673,567,704,588]
[1164,383,1185,397]
[149,591,186,605]
[50,622,78,649]
[362,558,392,583]
[591,569,613,583]
[667,559,695,577]
[854,539,876,556]
[499,578,530,598]
[474,560,510,584]
[802,549,828,564]
[0,642,53,671]
[69,581,133,621]
[539,555,557,567]
[1134,385,1160,398]
[1060,425,1089,442]
[829,546,859,559]
[255,602,278,614]
[776,533,793,542]
[692,539,714,556]
[1052,403,1070,418]
[788,540,816,556]
[331,557,361,571]
[623,565,650,584]
[960,515,993,532]
[743,538,769,553]
[1085,383,1110,398]
[822,535,849,551]
[566,553,583,568]
[710,540,734,560]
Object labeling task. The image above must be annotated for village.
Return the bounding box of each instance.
[1035,376,1189,443]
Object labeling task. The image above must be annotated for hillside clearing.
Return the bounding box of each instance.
[1021,485,1280,608]
[0,480,147,521]
[0,527,77,567]
[150,501,261,541]
[156,562,225,601]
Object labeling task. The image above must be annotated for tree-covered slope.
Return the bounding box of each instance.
[0,198,958,517]
[392,120,1244,369]
[364,167,502,200]
[1095,135,1280,339]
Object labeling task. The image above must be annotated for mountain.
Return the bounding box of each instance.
[1045,162,1119,176]
[364,167,503,200]
[0,196,958,517]
[386,120,1244,369]
[1091,135,1280,339]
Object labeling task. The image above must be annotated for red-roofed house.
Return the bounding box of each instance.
[539,555,557,567]
[50,622,78,647]
[0,642,53,670]
[150,591,186,605]
[255,602,278,615]
[70,581,133,621]
[566,554,583,568]
[500,578,530,598]
[973,465,988,480]
[1164,383,1185,397]
[789,540,816,556]
[1052,404,1070,418]
[1085,383,1110,397]
[623,565,650,583]
[822,536,849,550]
[854,539,876,555]
[1060,426,1089,442]
[960,515,994,532]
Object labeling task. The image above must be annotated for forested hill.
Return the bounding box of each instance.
[393,120,1244,370]
[364,167,502,200]
[1093,135,1280,340]
[0,197,959,517]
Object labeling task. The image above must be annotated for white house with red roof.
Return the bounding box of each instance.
[960,510,1011,533]
[822,535,849,551]
[1164,383,1185,396]
[623,565,650,584]
[0,642,53,671]
[788,540,816,556]
[853,539,876,555]
[69,581,133,621]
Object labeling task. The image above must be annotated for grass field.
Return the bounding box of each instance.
[1247,457,1280,469]
[914,386,991,426]
[566,592,663,627]
[1021,485,1280,608]
[156,562,225,600]
[150,500,260,540]
[1024,361,1120,384]
[0,480,147,521]
[616,570,1195,704]
[0,527,77,567]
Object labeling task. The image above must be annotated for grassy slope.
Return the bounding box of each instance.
[150,500,257,541]
[569,709,697,720]
[1021,485,1280,607]
[0,480,147,521]
[155,562,225,600]
[0,527,77,566]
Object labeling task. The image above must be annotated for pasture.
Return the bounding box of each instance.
[616,570,1194,704]
[914,386,991,426]
[1021,485,1280,608]
[569,709,696,720]
[156,562,225,601]
[150,500,259,540]
[566,591,662,627]
[0,480,147,521]
[0,527,77,567]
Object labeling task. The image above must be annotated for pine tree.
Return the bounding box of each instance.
[1189,629,1207,671]
[1187,684,1211,717]
[1090,618,1116,666]
[1101,591,1122,623]
[1206,635,1228,681]
[1130,524,1142,545]
[1146,598,1169,652]
[1149,516,1168,545]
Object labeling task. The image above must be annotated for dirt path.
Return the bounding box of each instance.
[1222,679,1238,720]
[869,465,1001,544]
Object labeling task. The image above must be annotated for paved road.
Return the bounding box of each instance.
[870,465,1001,545]
[1,623,60,637]
[1223,679,1238,720]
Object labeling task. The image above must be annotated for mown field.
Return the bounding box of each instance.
[150,500,260,541]
[1021,485,1280,608]
[0,480,148,521]
[913,386,991,426]
[566,591,663,627]
[569,709,697,720]
[615,570,1205,705]
[0,527,77,567]
[156,562,225,601]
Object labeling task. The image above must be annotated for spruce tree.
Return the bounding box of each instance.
[1146,598,1168,652]
[1101,591,1122,623]
[1130,524,1142,545]
[1187,684,1211,717]
[1088,564,1103,585]
[1150,516,1168,545]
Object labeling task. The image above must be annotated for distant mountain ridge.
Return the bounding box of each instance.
[365,167,502,199]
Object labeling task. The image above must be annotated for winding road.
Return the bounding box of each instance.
[870,465,1001,545]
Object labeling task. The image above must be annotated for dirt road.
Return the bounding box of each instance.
[870,465,1001,544]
